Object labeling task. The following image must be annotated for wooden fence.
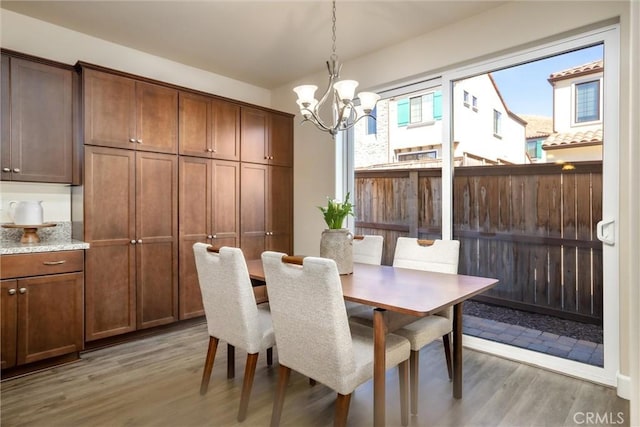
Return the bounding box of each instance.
[354,161,603,324]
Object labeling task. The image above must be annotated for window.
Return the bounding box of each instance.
[527,139,543,159]
[493,109,502,136]
[397,150,438,161]
[410,96,422,123]
[366,106,377,135]
[472,96,478,111]
[575,80,600,122]
[463,90,470,106]
[397,91,442,126]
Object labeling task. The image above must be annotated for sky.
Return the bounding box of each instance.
[490,44,604,117]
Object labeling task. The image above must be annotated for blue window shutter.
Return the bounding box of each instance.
[433,91,442,120]
[397,99,409,126]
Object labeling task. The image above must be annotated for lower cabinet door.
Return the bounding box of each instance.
[1,280,18,369]
[16,273,83,365]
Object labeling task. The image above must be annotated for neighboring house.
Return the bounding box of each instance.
[520,115,554,163]
[543,60,603,162]
[354,74,527,169]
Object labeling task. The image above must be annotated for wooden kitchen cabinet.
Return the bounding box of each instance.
[0,251,84,370]
[1,52,74,183]
[178,156,239,319]
[240,163,292,260]
[179,92,240,161]
[83,145,178,341]
[240,108,293,167]
[82,67,178,154]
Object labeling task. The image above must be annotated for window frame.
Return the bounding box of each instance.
[574,79,601,124]
[493,109,502,137]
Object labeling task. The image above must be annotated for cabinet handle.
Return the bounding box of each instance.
[264,156,269,160]
[19,288,26,294]
[137,239,142,244]
[207,235,213,239]
[212,234,217,239]
[2,167,10,172]
[130,240,137,244]
[136,139,143,144]
[129,138,136,143]
[8,289,16,295]
[12,168,20,173]
[43,260,66,266]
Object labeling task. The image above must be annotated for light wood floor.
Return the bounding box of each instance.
[1,320,628,427]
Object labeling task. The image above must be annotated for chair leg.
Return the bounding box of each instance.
[270,365,291,427]
[443,333,453,381]
[334,393,352,427]
[398,359,409,426]
[267,347,273,366]
[409,350,419,415]
[238,353,259,422]
[200,336,219,395]
[227,344,235,379]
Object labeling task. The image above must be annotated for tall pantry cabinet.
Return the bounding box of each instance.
[75,63,293,340]
[79,65,178,341]
[240,108,293,260]
[178,91,241,319]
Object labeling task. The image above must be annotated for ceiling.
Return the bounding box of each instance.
[1,1,506,89]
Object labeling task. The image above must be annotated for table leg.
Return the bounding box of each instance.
[453,302,463,399]
[373,308,387,427]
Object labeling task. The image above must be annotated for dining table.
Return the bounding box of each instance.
[246,259,498,427]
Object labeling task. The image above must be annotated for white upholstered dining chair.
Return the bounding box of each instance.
[193,243,275,422]
[261,251,411,427]
[351,237,460,415]
[345,234,385,317]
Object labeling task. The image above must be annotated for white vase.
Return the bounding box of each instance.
[320,228,353,275]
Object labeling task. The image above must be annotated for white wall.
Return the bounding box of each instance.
[0,9,270,107]
[271,1,636,420]
[453,75,526,163]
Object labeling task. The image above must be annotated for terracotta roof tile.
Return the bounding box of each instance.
[542,129,603,148]
[520,115,553,139]
[548,60,603,81]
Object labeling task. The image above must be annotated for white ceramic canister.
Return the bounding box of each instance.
[8,201,44,225]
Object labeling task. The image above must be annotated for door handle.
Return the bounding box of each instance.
[596,219,615,245]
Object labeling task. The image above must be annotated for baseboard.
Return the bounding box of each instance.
[616,371,631,400]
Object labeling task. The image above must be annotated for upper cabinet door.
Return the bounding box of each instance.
[269,113,293,167]
[83,68,178,154]
[241,107,268,164]
[83,68,136,150]
[136,82,178,154]
[211,99,240,161]
[179,92,210,158]
[5,57,73,183]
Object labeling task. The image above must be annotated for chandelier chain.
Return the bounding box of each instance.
[331,0,337,57]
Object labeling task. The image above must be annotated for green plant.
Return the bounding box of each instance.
[318,192,355,229]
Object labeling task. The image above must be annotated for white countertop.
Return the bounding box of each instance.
[0,239,89,255]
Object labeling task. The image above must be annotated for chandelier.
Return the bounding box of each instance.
[293,0,380,139]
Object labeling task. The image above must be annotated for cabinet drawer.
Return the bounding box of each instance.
[1,251,84,279]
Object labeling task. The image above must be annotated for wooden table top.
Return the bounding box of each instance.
[246,259,498,317]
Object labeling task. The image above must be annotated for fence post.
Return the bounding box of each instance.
[408,171,419,237]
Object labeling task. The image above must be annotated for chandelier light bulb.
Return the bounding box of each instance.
[293,85,318,106]
[358,92,381,113]
[333,80,359,103]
